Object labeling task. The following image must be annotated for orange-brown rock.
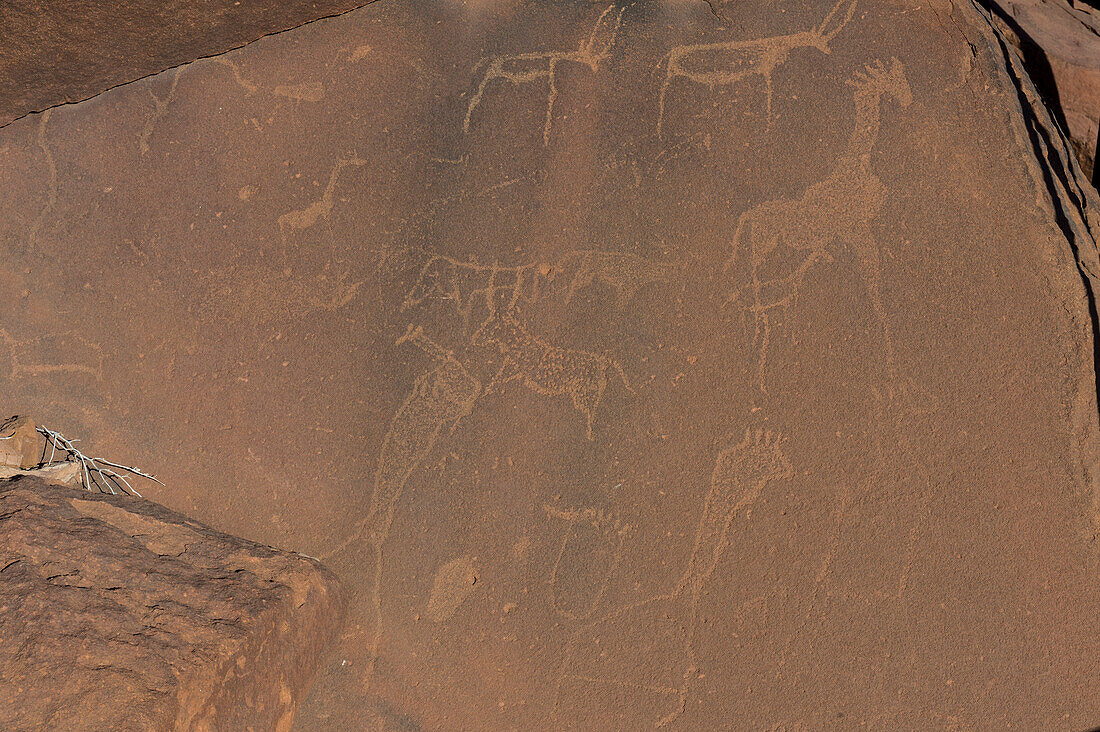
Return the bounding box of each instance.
[0,476,343,731]
[0,415,41,469]
[990,0,1100,176]
[0,0,374,127]
[2,0,1100,729]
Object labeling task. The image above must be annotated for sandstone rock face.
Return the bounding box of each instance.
[0,415,42,469]
[0,477,343,731]
[991,0,1100,177]
[0,0,374,127]
[1,0,1100,729]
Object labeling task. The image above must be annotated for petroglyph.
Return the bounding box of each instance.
[656,0,857,138]
[464,4,626,145]
[555,428,793,727]
[199,265,363,325]
[138,69,182,156]
[28,110,57,251]
[545,503,630,620]
[278,154,367,238]
[724,59,912,392]
[402,249,669,333]
[565,250,670,310]
[426,555,480,622]
[472,311,632,441]
[273,81,325,102]
[322,324,481,691]
[206,56,259,96]
[137,58,258,156]
[0,329,104,383]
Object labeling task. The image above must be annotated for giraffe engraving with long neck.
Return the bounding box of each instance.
[724,58,913,392]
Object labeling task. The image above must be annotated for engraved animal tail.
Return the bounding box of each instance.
[463,57,493,134]
[815,0,858,47]
[655,49,676,140]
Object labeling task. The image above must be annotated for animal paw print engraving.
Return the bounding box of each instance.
[545,502,631,621]
[471,311,633,441]
[723,58,912,392]
[553,428,793,728]
[688,428,794,588]
[656,0,857,139]
[464,4,626,145]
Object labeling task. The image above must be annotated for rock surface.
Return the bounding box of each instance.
[990,0,1100,177]
[0,415,42,469]
[1,0,1099,729]
[0,0,374,127]
[0,477,343,731]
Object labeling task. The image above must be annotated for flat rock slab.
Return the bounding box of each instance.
[1,0,1100,729]
[0,0,373,127]
[0,476,343,731]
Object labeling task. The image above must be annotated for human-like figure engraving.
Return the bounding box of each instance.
[464,4,626,145]
[656,0,857,138]
[472,311,632,441]
[322,324,481,690]
[724,59,912,391]
[555,428,793,728]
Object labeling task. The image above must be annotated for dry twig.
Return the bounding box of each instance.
[36,425,163,497]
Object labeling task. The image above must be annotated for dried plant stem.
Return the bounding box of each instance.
[36,426,163,497]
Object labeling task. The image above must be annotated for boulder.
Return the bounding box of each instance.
[990,0,1100,177]
[0,415,42,469]
[0,477,344,731]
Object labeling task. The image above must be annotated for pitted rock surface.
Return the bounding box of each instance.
[0,477,343,732]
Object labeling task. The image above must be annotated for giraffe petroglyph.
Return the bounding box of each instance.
[321,324,481,692]
[724,58,913,392]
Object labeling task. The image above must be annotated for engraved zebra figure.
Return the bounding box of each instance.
[471,311,632,441]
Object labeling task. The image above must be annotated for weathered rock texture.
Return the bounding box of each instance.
[0,477,343,731]
[0,0,374,127]
[2,0,1100,729]
[990,0,1100,178]
[0,415,41,468]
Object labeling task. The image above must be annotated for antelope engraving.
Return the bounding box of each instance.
[464,4,627,145]
[656,0,857,138]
